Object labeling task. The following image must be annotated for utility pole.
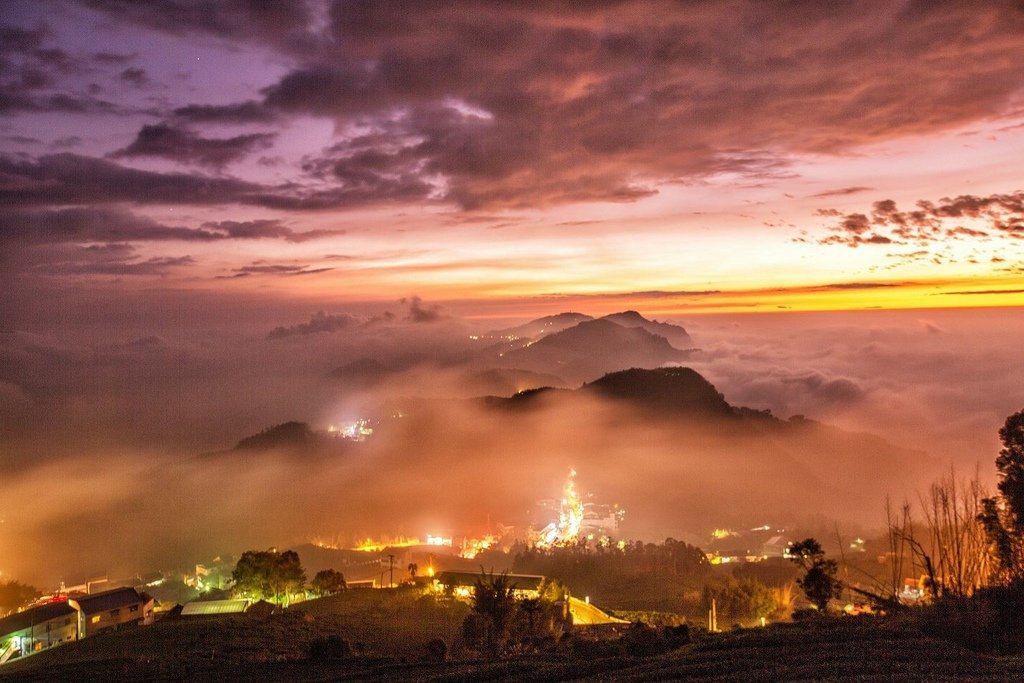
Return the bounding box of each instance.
[388,554,395,588]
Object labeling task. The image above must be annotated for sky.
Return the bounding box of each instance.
[1,0,1023,318]
[2,1,1024,586]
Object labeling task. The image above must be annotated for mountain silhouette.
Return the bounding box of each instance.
[232,421,321,451]
[483,312,594,341]
[599,311,693,349]
[498,318,692,383]
[582,367,733,416]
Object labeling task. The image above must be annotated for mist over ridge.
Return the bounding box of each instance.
[3,304,1020,587]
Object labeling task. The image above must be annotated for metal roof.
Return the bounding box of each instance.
[74,587,146,615]
[0,602,77,637]
[180,599,249,616]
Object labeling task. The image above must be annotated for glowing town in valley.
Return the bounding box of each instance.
[312,468,626,561]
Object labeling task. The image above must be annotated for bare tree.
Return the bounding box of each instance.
[887,468,995,601]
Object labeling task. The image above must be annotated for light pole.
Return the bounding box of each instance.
[388,554,395,588]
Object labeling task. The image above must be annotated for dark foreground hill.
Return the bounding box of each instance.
[1,595,1021,682]
[582,366,733,417]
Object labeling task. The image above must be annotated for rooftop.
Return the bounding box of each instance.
[435,571,546,592]
[180,600,250,617]
[74,587,147,615]
[0,602,77,637]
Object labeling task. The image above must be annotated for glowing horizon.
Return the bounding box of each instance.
[2,1,1023,323]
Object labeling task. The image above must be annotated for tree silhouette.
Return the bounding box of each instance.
[311,569,347,596]
[788,538,842,611]
[979,409,1024,583]
[0,580,41,616]
[231,549,306,605]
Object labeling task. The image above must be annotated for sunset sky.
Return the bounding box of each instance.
[2,0,1023,320]
[5,2,1024,588]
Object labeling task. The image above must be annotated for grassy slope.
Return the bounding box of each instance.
[1,598,1023,682]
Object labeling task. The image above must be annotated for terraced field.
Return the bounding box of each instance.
[1,595,1022,682]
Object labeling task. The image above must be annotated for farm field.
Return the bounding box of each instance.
[1,592,1022,682]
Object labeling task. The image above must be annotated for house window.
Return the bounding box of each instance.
[109,609,120,618]
[90,615,100,624]
[129,605,139,613]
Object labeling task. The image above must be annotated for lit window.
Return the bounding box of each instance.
[90,615,100,624]
[129,605,139,613]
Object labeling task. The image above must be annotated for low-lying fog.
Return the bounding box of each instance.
[1,297,1021,586]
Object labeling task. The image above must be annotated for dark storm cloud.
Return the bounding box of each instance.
[0,92,123,115]
[0,23,108,115]
[266,311,364,340]
[401,296,445,323]
[8,1,1024,211]
[0,207,222,244]
[811,186,875,198]
[820,282,901,290]
[200,220,346,243]
[0,25,71,78]
[0,153,262,206]
[240,0,1024,209]
[818,191,1024,248]
[172,100,277,123]
[0,209,347,253]
[111,123,276,167]
[0,152,440,211]
[51,136,81,148]
[92,51,136,64]
[81,0,318,53]
[232,263,333,277]
[10,241,195,277]
[55,254,196,276]
[941,288,1024,296]
[118,67,148,87]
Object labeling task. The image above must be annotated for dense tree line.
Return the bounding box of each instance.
[511,538,710,611]
[461,570,570,654]
[231,549,305,606]
[980,409,1024,585]
[0,579,40,616]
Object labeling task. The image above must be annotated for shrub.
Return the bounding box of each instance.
[308,635,352,660]
[663,623,691,648]
[621,622,668,657]
[424,638,447,662]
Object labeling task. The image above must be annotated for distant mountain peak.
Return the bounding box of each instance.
[233,421,318,452]
[608,309,644,319]
[583,367,734,416]
[481,312,594,341]
[599,311,693,349]
[497,319,694,384]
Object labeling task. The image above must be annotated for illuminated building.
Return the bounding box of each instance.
[704,525,792,564]
[0,601,78,664]
[459,535,497,559]
[328,419,374,441]
[74,587,155,637]
[0,587,155,665]
[434,571,546,599]
[534,469,623,547]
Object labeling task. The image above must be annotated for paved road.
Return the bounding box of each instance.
[568,596,629,625]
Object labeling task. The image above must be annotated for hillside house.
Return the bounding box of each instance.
[72,587,154,637]
[0,601,79,664]
[435,571,546,598]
